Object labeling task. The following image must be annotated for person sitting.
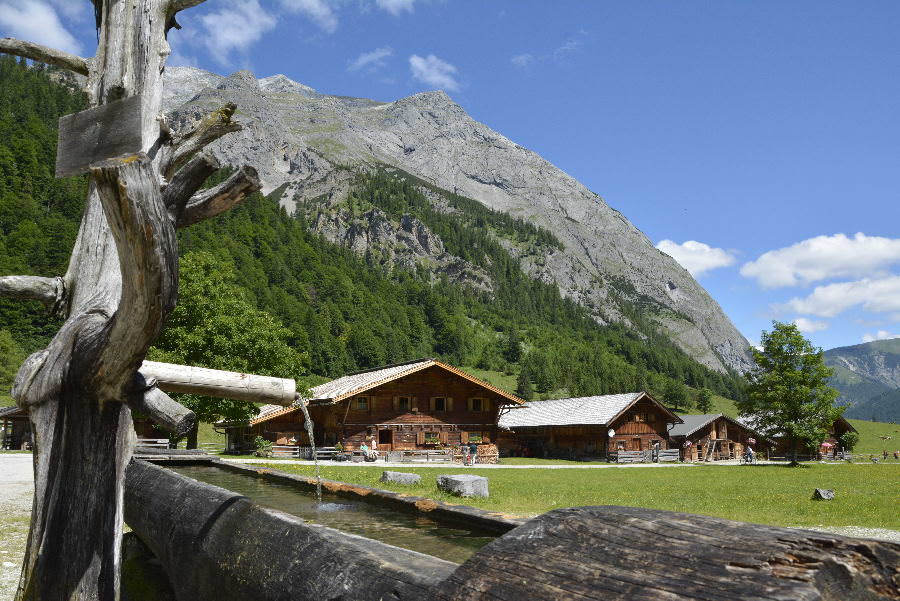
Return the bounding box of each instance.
[744,446,755,464]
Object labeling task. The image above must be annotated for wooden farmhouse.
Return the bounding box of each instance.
[496,392,682,460]
[227,359,523,453]
[669,414,774,461]
[769,416,859,458]
[1,405,160,449]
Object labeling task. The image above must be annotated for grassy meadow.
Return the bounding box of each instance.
[256,462,900,529]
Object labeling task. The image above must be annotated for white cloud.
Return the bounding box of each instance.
[348,46,393,72]
[656,239,736,278]
[0,0,82,55]
[278,0,338,33]
[376,0,415,15]
[511,53,533,68]
[46,0,88,22]
[409,54,459,92]
[793,317,829,333]
[862,330,900,343]
[198,0,277,66]
[741,233,900,289]
[780,275,900,318]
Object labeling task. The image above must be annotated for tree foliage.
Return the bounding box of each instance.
[696,387,713,413]
[148,251,309,442]
[738,321,843,459]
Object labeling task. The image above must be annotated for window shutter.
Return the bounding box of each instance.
[460,431,468,444]
[439,431,448,444]
[467,398,473,412]
[416,431,425,445]
[428,397,435,411]
[393,396,399,411]
[447,397,454,411]
[412,397,418,411]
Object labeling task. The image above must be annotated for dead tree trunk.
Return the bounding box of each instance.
[0,2,260,598]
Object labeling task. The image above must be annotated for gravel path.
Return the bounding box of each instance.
[0,455,33,601]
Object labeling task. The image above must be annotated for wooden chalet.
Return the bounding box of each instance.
[1,405,161,450]
[669,414,773,461]
[227,359,523,453]
[0,406,29,450]
[770,416,859,458]
[496,392,682,460]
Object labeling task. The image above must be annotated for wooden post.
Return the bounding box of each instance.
[0,2,260,598]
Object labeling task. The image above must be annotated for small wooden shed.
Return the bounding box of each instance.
[496,392,682,460]
[0,405,30,450]
[669,413,773,461]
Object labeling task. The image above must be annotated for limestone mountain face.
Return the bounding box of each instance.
[162,66,753,374]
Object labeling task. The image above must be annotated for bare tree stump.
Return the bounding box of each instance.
[433,506,900,601]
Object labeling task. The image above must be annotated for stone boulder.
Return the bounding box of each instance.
[380,471,421,486]
[436,474,488,498]
[812,488,835,500]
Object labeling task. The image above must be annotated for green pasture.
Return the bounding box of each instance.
[257,462,900,529]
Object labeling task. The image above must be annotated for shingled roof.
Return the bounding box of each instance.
[0,406,25,418]
[247,359,522,426]
[670,413,775,443]
[498,392,681,429]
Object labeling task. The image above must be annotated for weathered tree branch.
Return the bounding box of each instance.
[0,275,65,313]
[169,0,208,13]
[91,153,179,401]
[162,152,220,215]
[178,165,261,227]
[0,38,90,76]
[128,375,196,438]
[160,104,241,179]
[141,360,297,405]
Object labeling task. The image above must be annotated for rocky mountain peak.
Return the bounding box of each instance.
[259,74,318,96]
[162,66,754,374]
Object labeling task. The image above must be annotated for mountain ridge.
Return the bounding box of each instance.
[825,338,900,422]
[161,66,753,375]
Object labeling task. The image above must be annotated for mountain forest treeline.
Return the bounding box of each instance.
[0,56,746,409]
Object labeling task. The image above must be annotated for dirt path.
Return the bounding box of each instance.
[0,454,33,601]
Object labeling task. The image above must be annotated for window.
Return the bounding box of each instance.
[354,396,369,410]
[424,431,440,444]
[467,432,484,443]
[647,413,656,423]
[397,396,411,411]
[469,398,484,412]
[432,397,447,411]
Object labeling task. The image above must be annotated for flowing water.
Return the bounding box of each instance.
[296,399,322,503]
[170,465,496,563]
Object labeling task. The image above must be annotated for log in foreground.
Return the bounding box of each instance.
[124,460,455,601]
[140,360,296,405]
[433,505,900,601]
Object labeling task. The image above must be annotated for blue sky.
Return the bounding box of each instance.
[3,0,899,351]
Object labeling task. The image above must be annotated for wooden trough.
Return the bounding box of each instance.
[124,459,900,601]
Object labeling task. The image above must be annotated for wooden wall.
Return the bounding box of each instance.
[247,366,511,451]
[679,417,762,461]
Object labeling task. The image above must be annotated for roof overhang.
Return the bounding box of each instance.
[607,391,683,427]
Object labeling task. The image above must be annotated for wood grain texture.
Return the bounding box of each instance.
[160,104,241,179]
[141,360,297,405]
[178,164,261,227]
[128,382,196,438]
[56,96,144,177]
[0,37,90,75]
[433,506,900,601]
[0,276,64,312]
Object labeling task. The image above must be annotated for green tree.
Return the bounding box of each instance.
[664,379,688,412]
[838,431,859,452]
[738,321,842,464]
[150,251,309,447]
[696,387,713,413]
[0,329,25,406]
[502,329,522,363]
[515,364,534,401]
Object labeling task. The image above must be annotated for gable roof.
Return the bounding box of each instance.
[669,413,775,443]
[498,391,682,429]
[0,406,26,419]
[247,359,522,426]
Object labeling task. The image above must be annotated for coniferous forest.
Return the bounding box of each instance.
[0,56,747,408]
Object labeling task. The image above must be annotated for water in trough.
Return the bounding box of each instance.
[170,465,495,563]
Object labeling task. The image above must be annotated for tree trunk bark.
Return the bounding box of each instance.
[186,422,199,450]
[0,2,262,599]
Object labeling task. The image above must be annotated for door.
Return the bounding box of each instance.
[631,437,642,451]
[378,429,393,451]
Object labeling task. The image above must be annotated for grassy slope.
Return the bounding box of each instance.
[848,419,900,455]
[259,462,899,528]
